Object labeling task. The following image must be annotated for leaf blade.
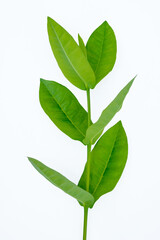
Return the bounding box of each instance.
[83,76,136,144]
[28,157,94,208]
[39,79,89,143]
[79,121,128,203]
[47,17,96,90]
[78,34,87,57]
[86,21,117,84]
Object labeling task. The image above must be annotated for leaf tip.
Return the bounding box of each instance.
[135,74,138,78]
[78,33,81,43]
[82,138,88,145]
[47,16,56,30]
[40,78,45,83]
[131,75,137,83]
[47,16,52,23]
[101,20,110,28]
[103,20,107,25]
[27,157,39,169]
[114,121,123,131]
[127,75,137,89]
[117,120,122,125]
[27,157,33,164]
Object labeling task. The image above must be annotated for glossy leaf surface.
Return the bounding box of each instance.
[79,121,128,203]
[83,77,135,145]
[39,79,89,143]
[47,17,96,90]
[86,21,117,84]
[78,34,87,57]
[28,157,94,208]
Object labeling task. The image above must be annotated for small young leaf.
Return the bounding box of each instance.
[39,79,89,143]
[47,17,96,90]
[86,21,117,84]
[28,157,94,208]
[79,121,128,203]
[78,34,87,57]
[83,76,136,145]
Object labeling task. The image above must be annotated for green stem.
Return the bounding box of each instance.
[86,144,91,191]
[87,88,91,127]
[86,88,92,192]
[83,207,88,240]
[83,88,92,240]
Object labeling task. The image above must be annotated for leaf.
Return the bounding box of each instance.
[39,79,89,143]
[83,76,136,145]
[86,21,117,84]
[78,34,87,57]
[79,121,128,203]
[28,157,94,208]
[47,17,96,90]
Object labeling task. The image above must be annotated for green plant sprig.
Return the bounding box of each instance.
[28,17,135,240]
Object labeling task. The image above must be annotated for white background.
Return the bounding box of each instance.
[1,0,160,239]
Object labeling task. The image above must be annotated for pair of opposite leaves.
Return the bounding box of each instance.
[28,17,135,208]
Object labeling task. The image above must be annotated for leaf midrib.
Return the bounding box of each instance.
[49,22,87,88]
[43,82,86,137]
[92,127,119,196]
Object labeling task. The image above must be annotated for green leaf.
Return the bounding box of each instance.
[86,21,117,84]
[28,157,94,208]
[47,17,96,90]
[78,34,87,57]
[79,121,128,203]
[83,76,136,145]
[39,79,89,143]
